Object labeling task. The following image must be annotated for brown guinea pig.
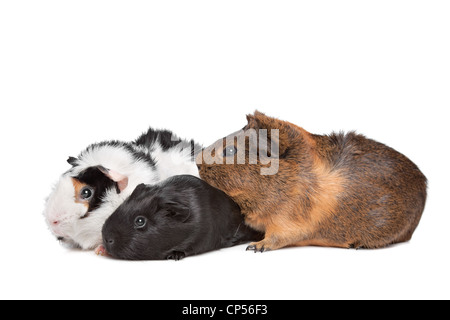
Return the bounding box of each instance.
[197,111,427,252]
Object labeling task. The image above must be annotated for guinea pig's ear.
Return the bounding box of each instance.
[246,110,278,130]
[67,156,79,167]
[134,183,147,192]
[246,111,309,157]
[246,113,259,129]
[97,166,129,193]
[163,200,191,223]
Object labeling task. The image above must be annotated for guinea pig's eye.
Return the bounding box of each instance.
[80,187,94,200]
[223,146,237,157]
[134,216,147,229]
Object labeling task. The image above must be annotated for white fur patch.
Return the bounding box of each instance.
[151,142,200,180]
[44,175,88,242]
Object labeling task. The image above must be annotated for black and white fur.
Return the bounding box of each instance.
[44,128,201,250]
[102,175,264,260]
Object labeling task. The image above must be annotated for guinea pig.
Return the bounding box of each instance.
[43,128,201,251]
[197,111,427,252]
[101,175,264,260]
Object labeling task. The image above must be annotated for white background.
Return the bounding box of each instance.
[1,1,449,300]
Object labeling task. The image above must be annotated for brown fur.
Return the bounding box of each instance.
[71,178,89,209]
[197,111,427,251]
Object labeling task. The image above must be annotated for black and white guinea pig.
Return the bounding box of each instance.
[43,128,201,251]
[101,175,264,260]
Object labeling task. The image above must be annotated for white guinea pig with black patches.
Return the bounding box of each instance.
[44,128,201,251]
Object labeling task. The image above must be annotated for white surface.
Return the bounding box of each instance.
[0,0,448,300]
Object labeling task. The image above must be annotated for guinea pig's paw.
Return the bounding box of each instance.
[167,251,186,261]
[246,240,273,253]
[94,245,107,257]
